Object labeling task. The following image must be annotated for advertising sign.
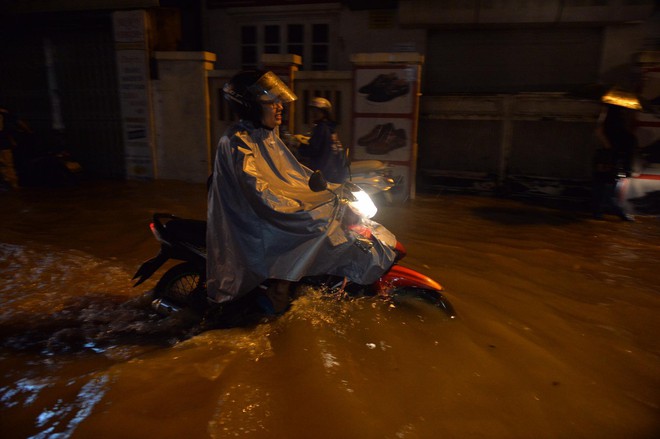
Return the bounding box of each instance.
[113,10,155,179]
[351,54,424,201]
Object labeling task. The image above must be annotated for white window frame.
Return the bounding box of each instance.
[240,21,331,71]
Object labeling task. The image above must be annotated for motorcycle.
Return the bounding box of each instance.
[133,171,455,324]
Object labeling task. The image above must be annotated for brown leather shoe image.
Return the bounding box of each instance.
[365,127,407,155]
[357,123,394,146]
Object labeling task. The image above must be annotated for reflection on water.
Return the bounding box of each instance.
[1,181,659,438]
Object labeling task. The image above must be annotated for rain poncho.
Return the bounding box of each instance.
[298,119,348,183]
[206,120,397,304]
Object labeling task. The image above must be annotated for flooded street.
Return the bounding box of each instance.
[1,180,659,439]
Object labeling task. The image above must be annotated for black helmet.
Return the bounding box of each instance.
[223,70,297,123]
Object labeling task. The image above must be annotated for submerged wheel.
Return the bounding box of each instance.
[153,262,204,307]
[391,287,456,319]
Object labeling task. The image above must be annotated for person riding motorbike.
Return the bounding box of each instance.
[207,71,397,314]
[297,97,348,184]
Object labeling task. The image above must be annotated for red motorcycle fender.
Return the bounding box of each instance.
[375,264,443,292]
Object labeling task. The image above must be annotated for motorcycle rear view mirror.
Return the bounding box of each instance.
[308,170,328,192]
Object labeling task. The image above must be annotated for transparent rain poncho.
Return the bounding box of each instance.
[206,120,397,303]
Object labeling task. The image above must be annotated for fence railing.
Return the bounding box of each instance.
[208,70,353,156]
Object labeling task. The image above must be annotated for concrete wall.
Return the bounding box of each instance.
[335,8,425,71]
[599,23,650,88]
[399,0,655,26]
[152,51,216,183]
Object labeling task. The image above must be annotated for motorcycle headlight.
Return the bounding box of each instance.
[349,188,378,219]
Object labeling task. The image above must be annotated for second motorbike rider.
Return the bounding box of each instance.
[207,71,397,314]
[297,97,349,184]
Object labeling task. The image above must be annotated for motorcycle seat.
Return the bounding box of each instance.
[164,219,207,248]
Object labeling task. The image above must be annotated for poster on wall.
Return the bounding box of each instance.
[113,10,155,180]
[351,55,424,202]
[354,68,416,114]
[354,117,412,162]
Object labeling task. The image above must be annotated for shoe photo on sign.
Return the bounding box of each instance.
[358,73,398,95]
[357,122,407,155]
[358,73,410,103]
[357,123,394,147]
[365,127,407,155]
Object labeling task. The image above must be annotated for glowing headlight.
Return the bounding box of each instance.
[349,189,377,219]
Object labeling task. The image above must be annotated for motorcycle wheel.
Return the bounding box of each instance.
[153,262,203,307]
[391,287,456,319]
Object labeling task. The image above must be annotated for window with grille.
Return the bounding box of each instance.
[264,25,280,54]
[287,24,304,58]
[241,25,257,69]
[240,23,330,70]
[311,24,329,70]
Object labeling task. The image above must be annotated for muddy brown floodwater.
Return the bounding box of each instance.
[0,180,659,439]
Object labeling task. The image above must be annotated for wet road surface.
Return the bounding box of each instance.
[1,181,659,438]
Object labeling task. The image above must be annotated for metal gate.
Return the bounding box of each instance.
[0,12,125,180]
[50,21,124,179]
